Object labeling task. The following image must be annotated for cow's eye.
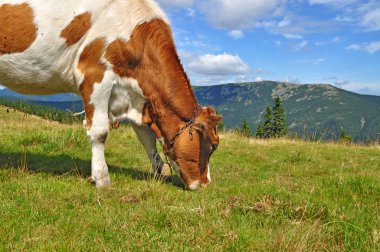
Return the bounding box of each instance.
[211,144,218,154]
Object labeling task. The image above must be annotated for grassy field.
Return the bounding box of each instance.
[0,106,379,251]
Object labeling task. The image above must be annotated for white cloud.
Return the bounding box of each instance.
[227,30,244,39]
[315,1,380,32]
[361,8,380,31]
[309,0,357,6]
[281,76,300,84]
[347,41,380,54]
[291,40,309,51]
[315,36,343,46]
[188,53,249,76]
[254,76,264,82]
[278,17,291,28]
[186,8,196,17]
[282,33,303,40]
[334,79,350,86]
[293,58,327,65]
[156,0,195,8]
[198,0,281,29]
[255,20,277,28]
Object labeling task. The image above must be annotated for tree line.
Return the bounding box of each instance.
[0,98,83,124]
[222,96,353,142]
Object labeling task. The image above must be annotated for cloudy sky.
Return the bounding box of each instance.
[156,0,380,96]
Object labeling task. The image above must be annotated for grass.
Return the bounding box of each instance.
[0,106,379,251]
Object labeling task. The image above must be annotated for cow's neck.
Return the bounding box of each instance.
[140,22,198,146]
[144,47,198,146]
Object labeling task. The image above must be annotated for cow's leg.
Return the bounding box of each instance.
[81,78,113,188]
[131,123,166,175]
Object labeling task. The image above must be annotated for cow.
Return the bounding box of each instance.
[0,0,222,190]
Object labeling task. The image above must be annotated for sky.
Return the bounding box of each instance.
[0,0,379,96]
[156,0,380,96]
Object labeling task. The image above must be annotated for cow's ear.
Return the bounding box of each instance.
[205,106,222,126]
[205,114,222,129]
[210,114,222,126]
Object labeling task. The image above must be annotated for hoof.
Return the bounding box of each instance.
[91,176,111,188]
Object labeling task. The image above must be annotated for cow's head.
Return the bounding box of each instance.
[165,106,222,190]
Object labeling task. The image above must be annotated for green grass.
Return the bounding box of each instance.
[0,106,379,251]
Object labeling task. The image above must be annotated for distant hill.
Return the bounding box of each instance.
[2,81,380,141]
[0,88,81,102]
[194,81,380,141]
[0,89,83,112]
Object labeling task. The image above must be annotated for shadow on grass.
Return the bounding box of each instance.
[0,151,183,189]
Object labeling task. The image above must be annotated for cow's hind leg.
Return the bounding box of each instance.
[131,124,169,177]
[81,80,113,188]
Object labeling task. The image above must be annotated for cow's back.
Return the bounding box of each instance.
[0,0,167,95]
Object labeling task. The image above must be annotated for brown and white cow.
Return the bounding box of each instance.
[0,0,222,190]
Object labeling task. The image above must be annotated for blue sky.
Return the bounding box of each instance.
[157,0,380,96]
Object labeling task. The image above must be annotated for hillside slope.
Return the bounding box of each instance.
[0,106,379,251]
[2,81,380,140]
[194,81,380,140]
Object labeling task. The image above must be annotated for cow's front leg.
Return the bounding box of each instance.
[84,110,111,188]
[87,124,110,188]
[131,123,170,177]
[80,77,113,188]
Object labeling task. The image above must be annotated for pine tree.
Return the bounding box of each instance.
[272,97,288,137]
[256,122,265,138]
[240,119,252,137]
[340,129,352,143]
[263,106,274,138]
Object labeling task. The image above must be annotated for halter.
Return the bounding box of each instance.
[167,105,201,150]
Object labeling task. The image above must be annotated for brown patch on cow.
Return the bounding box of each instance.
[60,12,91,46]
[77,38,106,129]
[0,3,37,55]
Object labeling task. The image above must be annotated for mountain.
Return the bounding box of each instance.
[0,88,83,112]
[1,81,380,141]
[0,88,81,102]
[194,81,380,141]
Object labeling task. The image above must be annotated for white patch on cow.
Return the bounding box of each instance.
[188,181,200,191]
[157,137,165,145]
[108,77,146,125]
[87,70,114,187]
[207,165,211,182]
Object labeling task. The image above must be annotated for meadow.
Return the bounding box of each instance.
[0,106,379,251]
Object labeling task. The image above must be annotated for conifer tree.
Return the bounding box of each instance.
[263,106,274,138]
[256,122,265,138]
[272,97,288,137]
[339,129,352,143]
[240,119,252,137]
